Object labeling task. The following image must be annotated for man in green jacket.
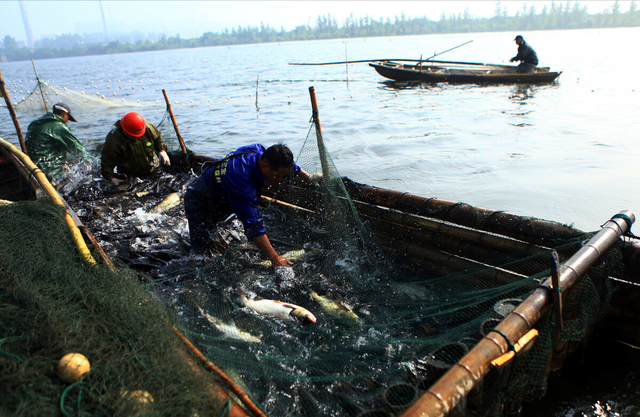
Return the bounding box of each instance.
[25,102,86,180]
[101,112,170,186]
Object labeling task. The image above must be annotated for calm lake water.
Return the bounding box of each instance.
[1,27,639,415]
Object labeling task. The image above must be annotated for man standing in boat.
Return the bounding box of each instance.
[184,143,320,266]
[101,111,171,186]
[25,102,87,181]
[510,35,538,73]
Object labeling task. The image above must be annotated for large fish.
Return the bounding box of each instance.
[310,291,362,324]
[252,248,323,267]
[196,305,261,343]
[233,289,316,325]
[148,192,181,214]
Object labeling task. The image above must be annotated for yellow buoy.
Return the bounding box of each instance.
[56,353,90,383]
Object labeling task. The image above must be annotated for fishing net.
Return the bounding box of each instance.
[0,201,228,417]
[157,119,623,417]
[1,105,627,417]
[8,80,151,112]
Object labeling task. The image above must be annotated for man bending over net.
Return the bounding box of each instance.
[184,143,321,266]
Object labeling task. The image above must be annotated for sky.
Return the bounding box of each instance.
[0,1,632,44]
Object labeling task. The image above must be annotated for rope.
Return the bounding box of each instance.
[537,284,562,293]
[611,213,638,238]
[488,328,516,353]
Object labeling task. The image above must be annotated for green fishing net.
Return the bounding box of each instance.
[161,119,623,416]
[0,201,228,417]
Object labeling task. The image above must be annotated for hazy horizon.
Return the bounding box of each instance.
[1,1,632,46]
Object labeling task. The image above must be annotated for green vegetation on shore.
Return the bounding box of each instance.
[1,0,638,62]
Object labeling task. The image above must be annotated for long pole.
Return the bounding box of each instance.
[422,40,473,61]
[30,57,48,114]
[308,86,329,178]
[161,89,188,156]
[290,40,474,66]
[0,70,27,153]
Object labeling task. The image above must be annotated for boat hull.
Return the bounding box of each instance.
[370,61,562,84]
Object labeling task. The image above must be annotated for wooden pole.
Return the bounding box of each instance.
[161,89,188,156]
[172,326,266,417]
[550,251,564,341]
[308,86,329,178]
[30,57,48,114]
[290,58,512,69]
[0,70,27,153]
[344,42,349,84]
[255,74,259,109]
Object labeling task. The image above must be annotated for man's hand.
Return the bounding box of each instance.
[159,150,171,166]
[308,172,323,186]
[271,255,293,268]
[110,177,124,186]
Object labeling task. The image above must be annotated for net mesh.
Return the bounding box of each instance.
[0,112,625,417]
[0,201,227,417]
[9,80,151,112]
[158,121,622,416]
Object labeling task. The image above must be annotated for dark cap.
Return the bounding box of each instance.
[514,35,524,41]
[52,102,77,122]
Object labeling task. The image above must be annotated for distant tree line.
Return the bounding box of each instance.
[1,0,638,62]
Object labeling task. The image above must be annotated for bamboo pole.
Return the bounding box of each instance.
[289,41,475,66]
[400,211,634,417]
[0,70,27,153]
[308,86,330,179]
[161,89,188,156]
[0,137,96,267]
[30,57,48,114]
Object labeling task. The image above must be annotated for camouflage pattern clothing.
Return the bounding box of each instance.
[101,120,168,181]
[25,112,86,179]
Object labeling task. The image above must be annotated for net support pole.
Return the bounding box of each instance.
[161,89,188,156]
[308,86,329,178]
[0,70,27,153]
[30,57,48,114]
[400,210,634,417]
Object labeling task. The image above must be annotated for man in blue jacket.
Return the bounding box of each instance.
[510,35,538,73]
[184,143,320,266]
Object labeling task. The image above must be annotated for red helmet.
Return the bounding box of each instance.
[120,112,146,137]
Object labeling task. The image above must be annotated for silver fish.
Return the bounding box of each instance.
[196,306,261,343]
[252,248,323,267]
[310,291,362,324]
[234,289,316,325]
[148,192,181,213]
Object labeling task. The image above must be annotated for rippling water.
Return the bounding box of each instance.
[1,27,640,415]
[2,27,640,232]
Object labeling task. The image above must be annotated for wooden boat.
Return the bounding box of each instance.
[3,134,640,416]
[369,59,562,84]
[2,84,637,416]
